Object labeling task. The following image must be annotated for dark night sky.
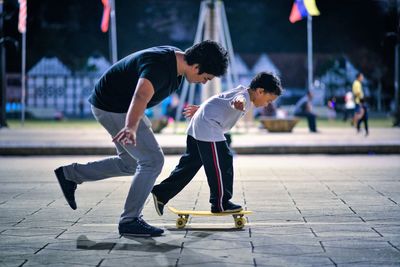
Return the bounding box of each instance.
[2,0,399,84]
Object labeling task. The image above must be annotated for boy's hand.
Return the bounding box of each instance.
[112,126,136,146]
[231,96,246,111]
[183,105,200,119]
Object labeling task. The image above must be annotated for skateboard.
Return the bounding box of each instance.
[168,206,252,229]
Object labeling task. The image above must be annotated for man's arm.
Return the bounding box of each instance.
[112,78,155,145]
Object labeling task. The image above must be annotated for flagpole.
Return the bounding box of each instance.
[109,0,117,63]
[21,31,26,126]
[307,15,313,92]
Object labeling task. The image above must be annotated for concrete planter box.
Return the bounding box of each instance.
[259,116,300,132]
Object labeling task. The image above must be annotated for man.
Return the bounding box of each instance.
[294,91,318,133]
[54,40,229,237]
[352,72,364,126]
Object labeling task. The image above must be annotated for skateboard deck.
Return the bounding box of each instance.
[168,206,252,229]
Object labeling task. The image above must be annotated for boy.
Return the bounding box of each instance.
[152,72,282,215]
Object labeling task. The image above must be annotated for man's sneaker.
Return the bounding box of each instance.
[54,167,77,210]
[119,217,164,237]
[211,201,243,213]
[152,192,164,216]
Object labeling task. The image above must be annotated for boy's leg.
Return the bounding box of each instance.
[152,135,203,204]
[197,140,237,212]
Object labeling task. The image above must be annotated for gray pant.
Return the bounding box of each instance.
[63,105,164,223]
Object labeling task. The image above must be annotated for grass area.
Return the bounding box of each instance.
[296,118,394,128]
[5,117,395,129]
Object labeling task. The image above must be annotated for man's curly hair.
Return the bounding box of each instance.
[184,40,229,77]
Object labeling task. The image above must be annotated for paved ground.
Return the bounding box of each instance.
[1,126,400,155]
[1,155,399,266]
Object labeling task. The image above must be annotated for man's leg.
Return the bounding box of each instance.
[119,117,165,223]
[62,106,137,184]
[152,135,203,205]
[55,107,138,210]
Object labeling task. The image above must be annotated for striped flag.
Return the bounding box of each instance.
[289,0,320,23]
[18,0,27,33]
[101,0,111,32]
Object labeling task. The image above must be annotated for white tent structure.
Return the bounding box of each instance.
[234,54,252,86]
[251,53,280,76]
[234,54,250,76]
[28,57,71,75]
[86,56,111,75]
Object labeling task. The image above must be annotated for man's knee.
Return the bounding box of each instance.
[152,152,165,174]
[121,164,136,175]
[139,151,164,175]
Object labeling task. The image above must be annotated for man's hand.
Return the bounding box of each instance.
[183,105,200,119]
[112,127,136,146]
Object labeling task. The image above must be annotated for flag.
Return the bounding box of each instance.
[101,0,111,32]
[289,0,320,23]
[18,0,27,33]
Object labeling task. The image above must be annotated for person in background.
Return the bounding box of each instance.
[343,91,355,123]
[294,91,318,133]
[356,98,369,136]
[327,97,337,121]
[352,73,364,127]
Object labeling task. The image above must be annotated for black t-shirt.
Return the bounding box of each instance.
[89,46,183,113]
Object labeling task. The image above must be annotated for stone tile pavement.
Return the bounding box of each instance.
[0,155,399,266]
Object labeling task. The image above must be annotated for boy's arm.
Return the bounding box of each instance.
[113,78,154,145]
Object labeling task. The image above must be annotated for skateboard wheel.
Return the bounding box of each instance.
[234,217,246,229]
[176,218,187,228]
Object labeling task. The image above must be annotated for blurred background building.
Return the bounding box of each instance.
[1,0,399,120]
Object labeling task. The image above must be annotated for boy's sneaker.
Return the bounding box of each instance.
[152,192,164,216]
[211,201,243,213]
[119,217,164,237]
[54,167,77,210]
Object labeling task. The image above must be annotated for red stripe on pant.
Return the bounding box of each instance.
[211,142,223,211]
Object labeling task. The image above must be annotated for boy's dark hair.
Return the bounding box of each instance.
[249,72,283,96]
[184,40,229,77]
[356,72,363,79]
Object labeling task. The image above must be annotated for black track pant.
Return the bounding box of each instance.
[152,135,233,210]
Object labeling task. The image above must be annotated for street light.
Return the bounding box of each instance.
[0,1,19,128]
